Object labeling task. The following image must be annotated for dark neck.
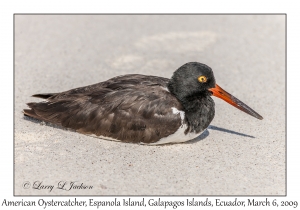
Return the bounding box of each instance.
[174,91,215,134]
[167,81,215,134]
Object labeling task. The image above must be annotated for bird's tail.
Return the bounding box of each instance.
[31,93,55,99]
[23,103,45,121]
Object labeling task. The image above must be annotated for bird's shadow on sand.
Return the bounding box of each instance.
[186,125,255,144]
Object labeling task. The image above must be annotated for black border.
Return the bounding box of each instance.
[13,13,287,197]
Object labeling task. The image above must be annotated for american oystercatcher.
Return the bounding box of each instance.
[24,62,263,145]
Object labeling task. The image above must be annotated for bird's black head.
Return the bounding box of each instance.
[167,62,216,100]
[168,62,263,120]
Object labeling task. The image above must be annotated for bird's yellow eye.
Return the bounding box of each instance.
[198,75,207,83]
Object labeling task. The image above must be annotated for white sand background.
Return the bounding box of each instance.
[14,15,285,195]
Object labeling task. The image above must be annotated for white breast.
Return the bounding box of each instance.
[146,107,203,145]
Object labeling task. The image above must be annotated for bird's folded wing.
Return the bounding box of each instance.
[24,86,183,144]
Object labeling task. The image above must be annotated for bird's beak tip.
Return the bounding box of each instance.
[209,84,263,120]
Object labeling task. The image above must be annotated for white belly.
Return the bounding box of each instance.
[87,128,203,145]
[145,107,204,145]
[146,125,203,145]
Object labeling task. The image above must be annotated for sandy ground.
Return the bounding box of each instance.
[14,15,285,195]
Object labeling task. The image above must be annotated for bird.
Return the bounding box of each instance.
[23,62,263,145]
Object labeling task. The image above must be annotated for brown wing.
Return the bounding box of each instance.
[24,75,183,144]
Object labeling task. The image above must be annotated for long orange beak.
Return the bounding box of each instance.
[209,84,263,120]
